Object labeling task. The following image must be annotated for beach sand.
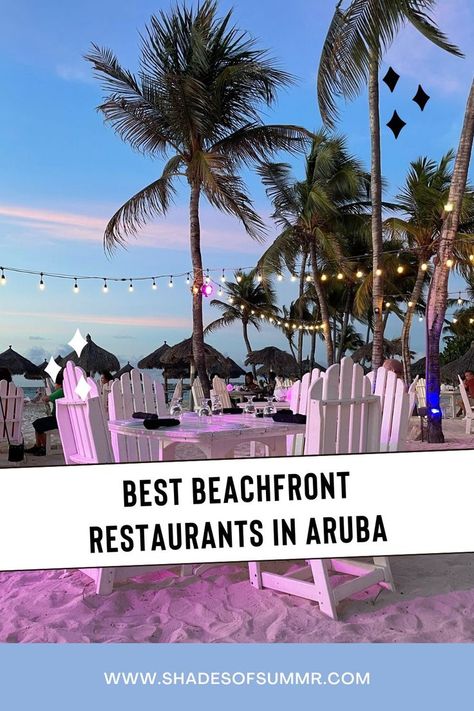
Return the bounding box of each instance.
[0,416,473,642]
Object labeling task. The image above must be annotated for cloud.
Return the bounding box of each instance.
[56,64,92,84]
[28,336,48,341]
[1,310,190,329]
[0,202,264,255]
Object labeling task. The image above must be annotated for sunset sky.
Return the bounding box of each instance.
[0,0,473,376]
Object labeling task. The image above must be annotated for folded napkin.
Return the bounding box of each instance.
[143,418,180,430]
[272,410,306,424]
[132,412,158,420]
[252,398,268,403]
[222,407,243,415]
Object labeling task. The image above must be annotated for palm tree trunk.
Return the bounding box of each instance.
[242,320,256,377]
[189,181,210,397]
[337,288,353,361]
[368,52,384,373]
[309,240,334,365]
[401,260,426,384]
[426,79,474,443]
[310,331,316,370]
[296,252,307,374]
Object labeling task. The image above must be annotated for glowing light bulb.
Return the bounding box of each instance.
[337,272,343,280]
[305,275,312,282]
[470,318,474,325]
[257,272,263,282]
[168,276,173,288]
[453,318,458,324]
[73,279,79,294]
[201,283,213,297]
[39,273,45,291]
[292,324,297,329]
[0,269,6,285]
[356,270,363,279]
[421,263,428,271]
[102,280,108,293]
[260,313,265,319]
[228,296,234,303]
[397,265,404,274]
[290,274,297,282]
[152,279,157,290]
[129,280,134,292]
[218,287,223,296]
[321,274,327,281]
[221,270,226,283]
[277,273,283,281]
[186,273,190,285]
[385,302,391,308]
[444,201,454,212]
[408,301,414,308]
[446,258,454,268]
[458,297,463,305]
[205,270,210,285]
[419,316,424,322]
[470,255,474,262]
[375,268,382,276]
[236,273,242,283]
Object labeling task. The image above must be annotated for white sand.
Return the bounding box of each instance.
[1,417,473,642]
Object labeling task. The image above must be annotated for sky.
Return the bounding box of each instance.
[0,0,473,381]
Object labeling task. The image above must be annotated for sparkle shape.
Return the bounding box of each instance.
[382,67,400,92]
[45,356,61,383]
[68,328,88,357]
[386,111,406,139]
[75,375,91,401]
[412,84,430,111]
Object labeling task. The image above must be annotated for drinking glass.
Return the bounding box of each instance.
[169,397,183,420]
[211,395,223,416]
[197,398,211,417]
[243,395,255,414]
[263,396,276,416]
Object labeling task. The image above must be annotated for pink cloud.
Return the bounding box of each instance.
[1,310,190,329]
[0,202,265,255]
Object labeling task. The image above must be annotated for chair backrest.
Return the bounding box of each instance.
[288,379,301,413]
[108,369,167,421]
[0,380,24,445]
[366,367,410,452]
[170,379,183,402]
[211,376,232,408]
[458,376,473,414]
[296,367,322,415]
[415,377,426,409]
[305,357,381,455]
[191,376,205,409]
[56,361,113,465]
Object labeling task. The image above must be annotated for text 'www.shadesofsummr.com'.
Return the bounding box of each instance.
[103,671,370,687]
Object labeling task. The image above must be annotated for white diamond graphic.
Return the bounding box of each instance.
[75,376,91,401]
[68,328,88,357]
[44,356,62,383]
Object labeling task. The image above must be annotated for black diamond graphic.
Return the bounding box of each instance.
[412,84,430,111]
[386,111,406,139]
[382,66,400,92]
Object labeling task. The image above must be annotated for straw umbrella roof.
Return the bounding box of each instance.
[62,334,120,375]
[0,346,39,375]
[137,342,171,370]
[441,341,474,381]
[115,362,134,378]
[411,357,426,378]
[211,357,245,379]
[246,347,299,375]
[24,359,49,381]
[351,338,406,363]
[160,338,229,370]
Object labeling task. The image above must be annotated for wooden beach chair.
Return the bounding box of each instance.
[249,357,394,620]
[108,369,167,464]
[287,367,323,456]
[458,376,474,433]
[366,367,410,452]
[0,380,24,462]
[56,361,191,593]
[191,376,205,410]
[211,375,232,408]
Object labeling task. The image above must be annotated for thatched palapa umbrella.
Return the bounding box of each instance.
[0,346,38,375]
[441,341,474,383]
[115,362,134,378]
[137,341,170,370]
[24,359,50,381]
[246,347,299,376]
[62,334,119,376]
[209,357,245,379]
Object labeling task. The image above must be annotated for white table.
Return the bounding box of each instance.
[108,412,305,462]
[440,389,460,419]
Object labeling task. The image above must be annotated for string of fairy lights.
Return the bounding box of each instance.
[1,245,473,330]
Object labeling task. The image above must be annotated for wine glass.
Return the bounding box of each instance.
[264,395,276,416]
[169,397,183,420]
[243,395,255,414]
[211,395,223,416]
[197,398,211,417]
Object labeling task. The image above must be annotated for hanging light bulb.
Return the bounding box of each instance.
[444,201,454,213]
[470,255,474,262]
[292,324,297,329]
[356,270,364,279]
[408,301,414,308]
[201,283,213,297]
[453,318,458,324]
[385,301,391,308]
[240,304,245,311]
[277,273,283,281]
[320,274,327,281]
[152,278,157,290]
[290,274,297,282]
[39,273,45,291]
[269,317,273,323]
[73,279,79,294]
[260,313,265,319]
[128,279,134,293]
[218,286,223,296]
[168,276,173,288]
[446,258,454,268]
[397,265,404,274]
[421,263,428,271]
[0,268,6,286]
[228,296,234,304]
[470,318,474,325]
[257,271,263,283]
[221,270,226,283]
[205,269,210,285]
[236,272,242,283]
[284,322,289,328]
[305,275,312,282]
[337,272,343,280]
[418,316,424,322]
[457,295,463,305]
[102,279,108,293]
[375,268,382,276]
[186,273,190,285]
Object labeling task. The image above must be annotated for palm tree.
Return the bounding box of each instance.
[204,272,279,374]
[258,131,370,366]
[425,79,474,442]
[318,0,462,372]
[85,1,308,395]
[387,153,474,382]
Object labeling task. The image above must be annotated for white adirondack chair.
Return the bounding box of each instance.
[249,357,394,620]
[170,379,183,402]
[415,377,426,409]
[458,376,474,433]
[0,380,24,460]
[57,361,191,593]
[211,375,232,408]
[287,367,323,456]
[366,368,411,452]
[191,376,205,410]
[108,369,167,464]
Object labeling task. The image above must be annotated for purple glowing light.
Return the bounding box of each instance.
[201,283,213,297]
[226,383,234,392]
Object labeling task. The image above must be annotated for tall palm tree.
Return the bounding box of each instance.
[425,79,474,442]
[85,1,308,395]
[387,153,474,382]
[258,131,370,366]
[318,0,462,372]
[204,272,279,374]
